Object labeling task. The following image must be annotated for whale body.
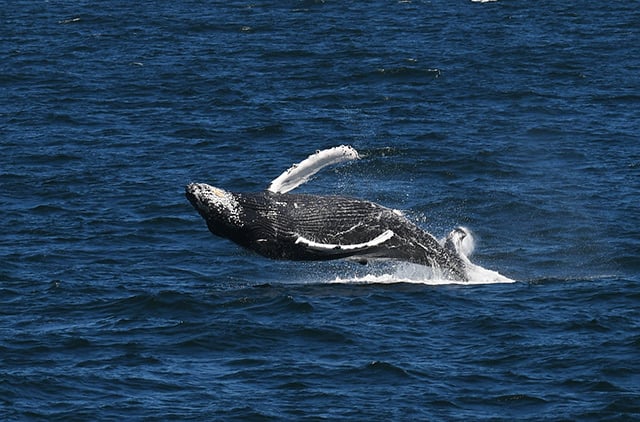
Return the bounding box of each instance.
[185,146,481,281]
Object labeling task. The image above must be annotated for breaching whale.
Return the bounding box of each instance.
[186,146,473,281]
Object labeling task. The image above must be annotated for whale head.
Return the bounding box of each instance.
[185,183,244,236]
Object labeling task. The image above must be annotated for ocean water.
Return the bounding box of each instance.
[2,0,639,420]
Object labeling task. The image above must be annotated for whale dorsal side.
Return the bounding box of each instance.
[294,229,395,253]
[267,145,360,194]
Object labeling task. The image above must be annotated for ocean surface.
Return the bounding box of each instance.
[2,1,639,420]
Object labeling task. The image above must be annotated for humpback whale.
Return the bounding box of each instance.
[186,146,472,281]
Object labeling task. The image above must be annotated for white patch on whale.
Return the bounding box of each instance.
[295,229,395,252]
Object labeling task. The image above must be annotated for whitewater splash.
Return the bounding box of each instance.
[331,262,514,285]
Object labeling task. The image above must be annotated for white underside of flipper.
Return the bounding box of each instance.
[295,230,394,252]
[267,145,360,194]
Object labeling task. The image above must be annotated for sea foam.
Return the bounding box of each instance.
[331,262,515,285]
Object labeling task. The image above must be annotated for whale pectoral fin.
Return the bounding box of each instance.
[295,230,394,254]
[267,145,360,194]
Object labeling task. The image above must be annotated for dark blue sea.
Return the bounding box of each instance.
[2,1,639,420]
